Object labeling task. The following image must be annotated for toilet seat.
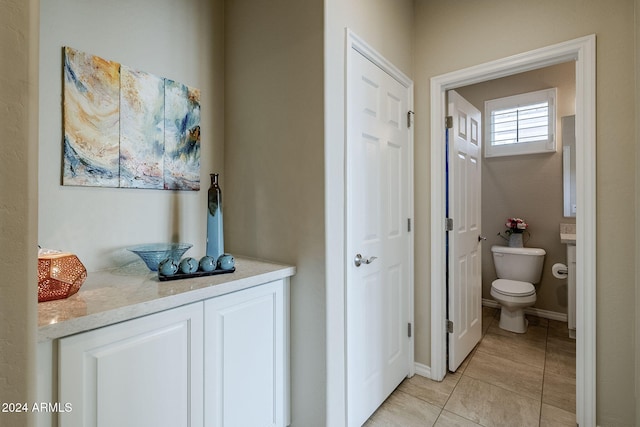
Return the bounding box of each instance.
[491,279,535,297]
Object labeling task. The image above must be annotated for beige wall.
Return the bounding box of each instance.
[38,0,224,272]
[223,1,325,425]
[414,1,636,424]
[636,1,640,423]
[0,0,39,425]
[456,61,576,314]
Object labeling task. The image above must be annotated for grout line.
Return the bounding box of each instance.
[460,315,549,419]
[538,315,550,426]
[440,372,458,413]
[451,313,541,423]
[437,407,487,427]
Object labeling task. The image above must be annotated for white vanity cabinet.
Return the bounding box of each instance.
[58,303,205,427]
[43,263,293,427]
[204,279,288,427]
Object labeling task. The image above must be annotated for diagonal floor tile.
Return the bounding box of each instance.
[476,331,546,369]
[545,340,576,378]
[367,312,576,426]
[464,350,544,400]
[364,389,441,427]
[482,307,499,335]
[444,376,540,427]
[435,410,482,426]
[398,373,461,408]
[542,371,576,414]
[540,403,576,426]
[546,335,576,354]
[548,319,571,338]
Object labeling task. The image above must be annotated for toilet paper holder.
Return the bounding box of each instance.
[552,263,568,279]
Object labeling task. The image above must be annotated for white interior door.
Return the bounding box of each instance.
[447,90,482,372]
[346,43,413,426]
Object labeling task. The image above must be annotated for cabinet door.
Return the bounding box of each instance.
[59,303,204,427]
[204,280,287,427]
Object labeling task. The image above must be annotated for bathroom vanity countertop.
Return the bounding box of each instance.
[560,223,576,244]
[38,256,296,342]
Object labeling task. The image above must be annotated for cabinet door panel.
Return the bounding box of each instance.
[59,303,204,427]
[205,280,285,427]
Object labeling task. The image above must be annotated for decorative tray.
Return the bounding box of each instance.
[158,267,235,281]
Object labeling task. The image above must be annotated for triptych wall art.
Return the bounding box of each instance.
[63,47,201,191]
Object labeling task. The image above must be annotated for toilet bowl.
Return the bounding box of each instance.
[491,246,546,333]
[490,279,537,333]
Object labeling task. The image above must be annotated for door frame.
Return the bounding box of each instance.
[345,27,415,416]
[430,35,596,426]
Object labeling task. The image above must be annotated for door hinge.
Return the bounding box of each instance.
[446,320,453,334]
[445,115,453,129]
[407,218,412,232]
[407,110,414,128]
[445,217,453,231]
[408,322,412,338]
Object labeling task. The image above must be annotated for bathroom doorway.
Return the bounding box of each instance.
[453,60,575,332]
[430,35,596,427]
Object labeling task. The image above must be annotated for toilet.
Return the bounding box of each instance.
[490,245,546,333]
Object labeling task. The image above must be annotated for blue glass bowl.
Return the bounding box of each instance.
[127,243,193,271]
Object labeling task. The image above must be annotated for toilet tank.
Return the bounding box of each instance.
[491,246,546,284]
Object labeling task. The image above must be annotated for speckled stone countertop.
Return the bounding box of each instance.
[560,223,576,244]
[38,256,296,342]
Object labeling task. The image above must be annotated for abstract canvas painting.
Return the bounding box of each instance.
[63,47,121,187]
[164,80,201,190]
[120,65,165,189]
[62,47,201,191]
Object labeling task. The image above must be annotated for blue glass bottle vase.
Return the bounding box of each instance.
[206,173,224,260]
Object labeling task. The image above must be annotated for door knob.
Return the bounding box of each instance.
[478,235,487,242]
[354,254,378,267]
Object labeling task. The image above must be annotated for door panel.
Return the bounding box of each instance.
[448,90,482,372]
[346,46,412,426]
[204,280,285,427]
[346,45,412,426]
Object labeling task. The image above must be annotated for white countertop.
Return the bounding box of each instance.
[38,256,296,342]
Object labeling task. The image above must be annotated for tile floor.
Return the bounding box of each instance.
[364,307,576,427]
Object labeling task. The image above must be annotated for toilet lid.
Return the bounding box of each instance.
[492,279,535,297]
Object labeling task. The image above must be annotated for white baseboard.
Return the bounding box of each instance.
[413,362,431,379]
[482,298,568,322]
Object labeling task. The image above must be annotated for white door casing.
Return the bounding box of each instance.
[346,31,414,427]
[430,35,596,427]
[447,90,482,372]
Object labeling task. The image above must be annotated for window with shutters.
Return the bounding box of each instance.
[484,88,557,157]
